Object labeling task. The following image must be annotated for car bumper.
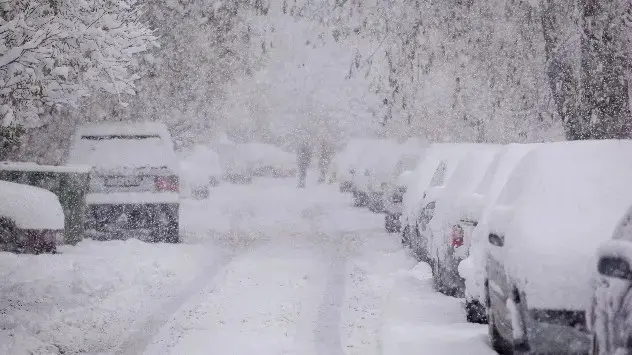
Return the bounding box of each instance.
[86,203,178,235]
[525,318,590,354]
[86,192,179,205]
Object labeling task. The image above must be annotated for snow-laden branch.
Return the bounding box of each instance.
[0,0,156,127]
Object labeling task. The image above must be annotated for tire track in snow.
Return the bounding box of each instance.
[115,248,233,355]
[314,234,348,355]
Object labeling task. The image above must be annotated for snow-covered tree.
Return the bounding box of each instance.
[0,0,156,129]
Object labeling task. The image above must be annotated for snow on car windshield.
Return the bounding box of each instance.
[69,135,175,169]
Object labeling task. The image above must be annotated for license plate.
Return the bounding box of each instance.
[105,176,140,187]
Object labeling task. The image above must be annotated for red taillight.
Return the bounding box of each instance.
[155,175,179,192]
[450,225,464,248]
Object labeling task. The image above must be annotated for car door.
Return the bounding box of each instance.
[487,231,513,339]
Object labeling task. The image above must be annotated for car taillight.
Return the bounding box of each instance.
[450,225,464,248]
[155,175,179,192]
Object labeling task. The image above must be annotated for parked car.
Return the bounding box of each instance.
[405,143,481,263]
[457,143,539,324]
[334,138,384,193]
[0,180,64,253]
[589,205,632,355]
[179,145,222,199]
[366,138,426,213]
[351,139,400,207]
[67,122,180,243]
[239,143,296,178]
[427,146,500,297]
[485,140,632,354]
[384,170,414,233]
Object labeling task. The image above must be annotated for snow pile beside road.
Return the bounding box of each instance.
[0,239,216,354]
[380,261,495,355]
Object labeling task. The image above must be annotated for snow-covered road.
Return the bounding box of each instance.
[0,176,495,354]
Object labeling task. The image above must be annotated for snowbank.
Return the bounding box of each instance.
[381,262,494,355]
[0,180,64,229]
[0,239,217,354]
[489,140,632,310]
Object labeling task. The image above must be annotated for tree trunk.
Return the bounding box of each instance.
[540,0,582,140]
[580,0,632,139]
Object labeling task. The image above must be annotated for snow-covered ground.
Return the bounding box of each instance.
[0,174,494,354]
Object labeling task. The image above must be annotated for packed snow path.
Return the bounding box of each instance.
[0,176,495,354]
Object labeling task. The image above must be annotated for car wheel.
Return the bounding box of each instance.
[465,299,488,324]
[152,207,180,243]
[487,286,512,354]
[488,301,508,353]
[590,331,599,355]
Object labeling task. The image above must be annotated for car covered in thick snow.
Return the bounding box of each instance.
[427,146,500,297]
[333,138,384,193]
[351,139,400,207]
[589,205,632,355]
[366,138,426,213]
[485,140,632,354]
[67,122,180,243]
[179,145,222,199]
[457,143,539,324]
[402,143,480,262]
[0,180,64,253]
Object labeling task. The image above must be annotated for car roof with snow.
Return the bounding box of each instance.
[74,121,172,138]
[0,180,64,230]
[401,143,482,222]
[431,145,501,225]
[68,122,177,171]
[488,139,632,310]
[457,143,540,222]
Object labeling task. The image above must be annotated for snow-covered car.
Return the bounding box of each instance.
[351,139,400,207]
[239,143,296,178]
[457,143,538,324]
[334,138,384,193]
[67,122,180,243]
[0,180,64,253]
[366,138,426,213]
[485,140,632,354]
[179,145,222,199]
[590,209,632,355]
[402,143,481,262]
[384,170,414,233]
[426,145,500,297]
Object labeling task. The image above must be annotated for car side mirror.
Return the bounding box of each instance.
[598,257,632,280]
[488,233,504,247]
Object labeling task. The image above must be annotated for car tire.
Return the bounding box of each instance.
[590,331,599,355]
[488,301,508,353]
[487,286,513,354]
[465,299,488,324]
[153,206,180,243]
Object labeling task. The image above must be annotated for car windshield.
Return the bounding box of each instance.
[69,135,172,169]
